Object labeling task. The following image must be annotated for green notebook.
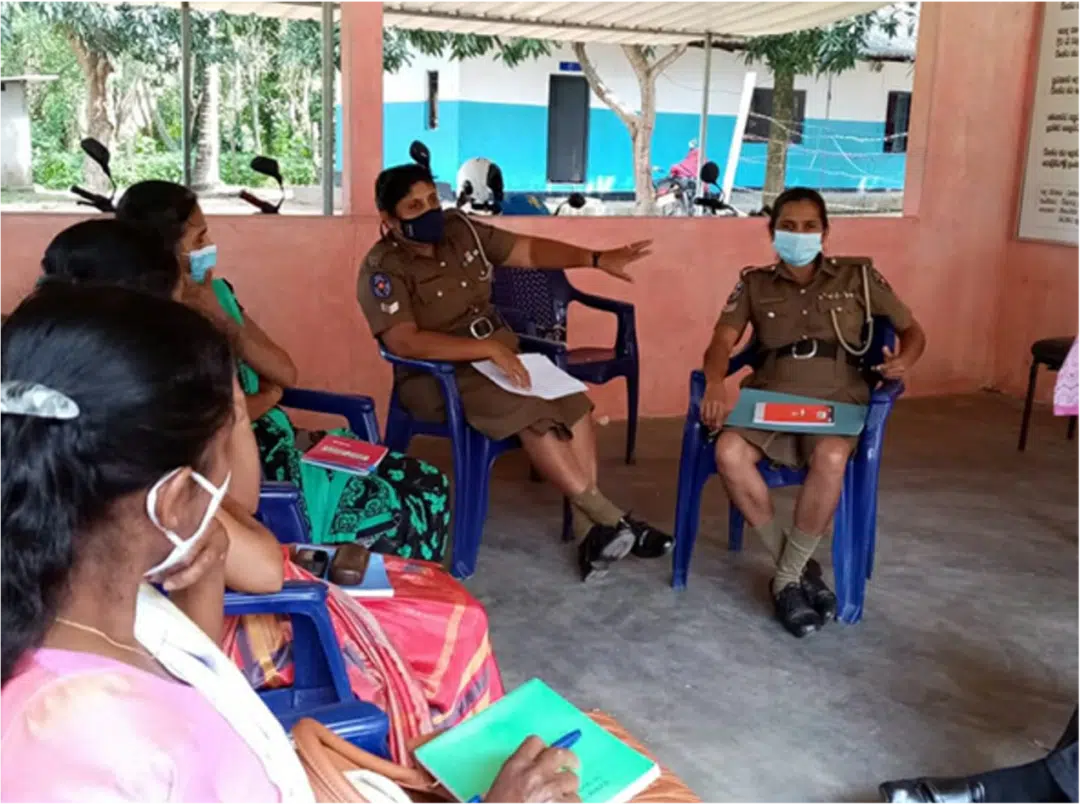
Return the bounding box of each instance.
[723,388,868,436]
[414,679,659,803]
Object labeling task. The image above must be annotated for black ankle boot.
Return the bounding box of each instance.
[879,777,986,803]
[621,515,674,559]
[772,581,822,638]
[578,523,635,582]
[801,558,838,622]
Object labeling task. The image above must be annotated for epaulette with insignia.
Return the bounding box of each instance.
[739,263,776,277]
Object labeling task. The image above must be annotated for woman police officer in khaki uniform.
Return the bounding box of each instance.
[357,162,673,581]
[701,187,926,638]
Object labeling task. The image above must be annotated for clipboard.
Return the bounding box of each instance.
[723,388,867,436]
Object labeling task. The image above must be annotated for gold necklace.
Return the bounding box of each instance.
[54,616,149,659]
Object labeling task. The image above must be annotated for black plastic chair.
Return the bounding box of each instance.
[1018,336,1077,451]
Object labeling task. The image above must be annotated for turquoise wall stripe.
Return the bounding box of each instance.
[377,100,906,192]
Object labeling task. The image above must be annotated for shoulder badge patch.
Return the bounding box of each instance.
[723,279,746,313]
[370,272,393,299]
[869,267,892,291]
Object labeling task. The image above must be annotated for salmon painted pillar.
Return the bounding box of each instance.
[340,2,383,218]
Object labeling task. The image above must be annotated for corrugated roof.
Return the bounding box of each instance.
[146,2,891,45]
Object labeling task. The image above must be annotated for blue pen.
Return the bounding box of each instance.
[467,731,583,802]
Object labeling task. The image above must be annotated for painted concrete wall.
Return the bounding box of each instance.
[1,3,1075,427]
[1,81,32,188]
[383,44,914,193]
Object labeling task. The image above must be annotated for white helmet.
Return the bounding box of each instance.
[456,157,505,212]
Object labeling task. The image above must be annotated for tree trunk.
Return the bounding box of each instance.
[763,66,795,207]
[140,82,176,151]
[250,65,262,153]
[69,35,114,192]
[634,60,657,215]
[191,48,221,190]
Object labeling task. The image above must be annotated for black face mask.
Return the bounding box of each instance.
[400,208,445,244]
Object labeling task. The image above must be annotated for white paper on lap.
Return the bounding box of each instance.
[471,353,588,400]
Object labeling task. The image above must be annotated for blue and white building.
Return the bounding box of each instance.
[381,39,916,196]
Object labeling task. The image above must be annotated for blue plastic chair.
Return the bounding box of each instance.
[223,582,390,756]
[670,317,903,624]
[380,336,569,579]
[491,268,640,465]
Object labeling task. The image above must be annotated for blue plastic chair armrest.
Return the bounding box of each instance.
[688,369,707,422]
[865,379,904,432]
[568,285,637,357]
[257,482,307,544]
[280,387,380,443]
[223,580,327,616]
[725,341,760,376]
[517,334,568,361]
[378,346,468,434]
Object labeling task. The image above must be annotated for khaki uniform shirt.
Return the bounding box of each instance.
[715,256,914,404]
[357,211,516,338]
[356,210,592,441]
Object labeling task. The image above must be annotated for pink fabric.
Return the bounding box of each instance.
[1054,338,1079,417]
[1,649,279,803]
[668,148,701,179]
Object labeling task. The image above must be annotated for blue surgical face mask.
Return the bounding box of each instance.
[773,230,822,267]
[188,244,218,283]
[400,208,445,244]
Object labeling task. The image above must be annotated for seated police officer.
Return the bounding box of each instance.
[357,163,673,581]
[701,188,926,637]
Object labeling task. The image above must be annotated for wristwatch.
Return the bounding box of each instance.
[591,251,601,268]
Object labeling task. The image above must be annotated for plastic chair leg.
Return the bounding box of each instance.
[625,369,639,465]
[671,454,709,590]
[1018,360,1039,451]
[450,433,493,579]
[832,471,864,624]
[728,505,745,552]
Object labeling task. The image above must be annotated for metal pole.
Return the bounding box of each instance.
[722,70,756,204]
[321,2,334,215]
[694,32,713,208]
[180,2,192,186]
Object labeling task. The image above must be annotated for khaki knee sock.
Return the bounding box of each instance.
[750,520,785,562]
[570,505,594,541]
[569,486,625,534]
[772,527,822,595]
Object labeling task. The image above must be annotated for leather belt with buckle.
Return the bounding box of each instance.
[761,338,863,370]
[468,316,495,340]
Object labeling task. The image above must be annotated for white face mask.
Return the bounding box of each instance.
[144,468,230,578]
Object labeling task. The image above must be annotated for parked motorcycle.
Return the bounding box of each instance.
[71,137,288,215]
[653,143,699,217]
[692,160,769,218]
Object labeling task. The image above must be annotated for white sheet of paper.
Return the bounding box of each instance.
[471,353,588,400]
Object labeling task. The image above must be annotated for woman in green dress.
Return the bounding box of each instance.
[114,181,450,561]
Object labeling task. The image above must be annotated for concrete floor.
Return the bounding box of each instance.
[413,393,1078,802]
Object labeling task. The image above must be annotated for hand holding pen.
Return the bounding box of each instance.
[474,730,582,803]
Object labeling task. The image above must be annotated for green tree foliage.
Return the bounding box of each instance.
[741,4,915,203]
[382,28,551,73]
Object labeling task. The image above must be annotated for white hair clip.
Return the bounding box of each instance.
[0,382,80,420]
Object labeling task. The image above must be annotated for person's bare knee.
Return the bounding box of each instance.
[808,438,851,478]
[715,431,757,475]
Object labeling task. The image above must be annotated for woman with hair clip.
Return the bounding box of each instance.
[0,284,576,803]
[39,219,505,760]
[115,180,450,563]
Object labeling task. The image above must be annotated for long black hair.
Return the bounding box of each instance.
[41,219,180,298]
[768,187,830,234]
[1,284,235,684]
[115,179,199,255]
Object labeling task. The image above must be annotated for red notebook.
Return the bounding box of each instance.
[301,435,389,476]
[752,401,835,427]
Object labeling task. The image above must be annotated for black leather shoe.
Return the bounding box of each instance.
[879,778,986,803]
[801,558,838,622]
[622,516,674,559]
[773,581,821,638]
[1054,704,1080,752]
[578,523,635,582]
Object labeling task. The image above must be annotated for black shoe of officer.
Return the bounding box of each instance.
[772,581,822,638]
[801,558,838,623]
[578,523,636,582]
[879,777,986,803]
[621,515,674,559]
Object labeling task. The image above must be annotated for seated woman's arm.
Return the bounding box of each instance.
[218,497,286,595]
[245,382,284,422]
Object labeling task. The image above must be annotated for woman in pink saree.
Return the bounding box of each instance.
[1054,338,1078,418]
